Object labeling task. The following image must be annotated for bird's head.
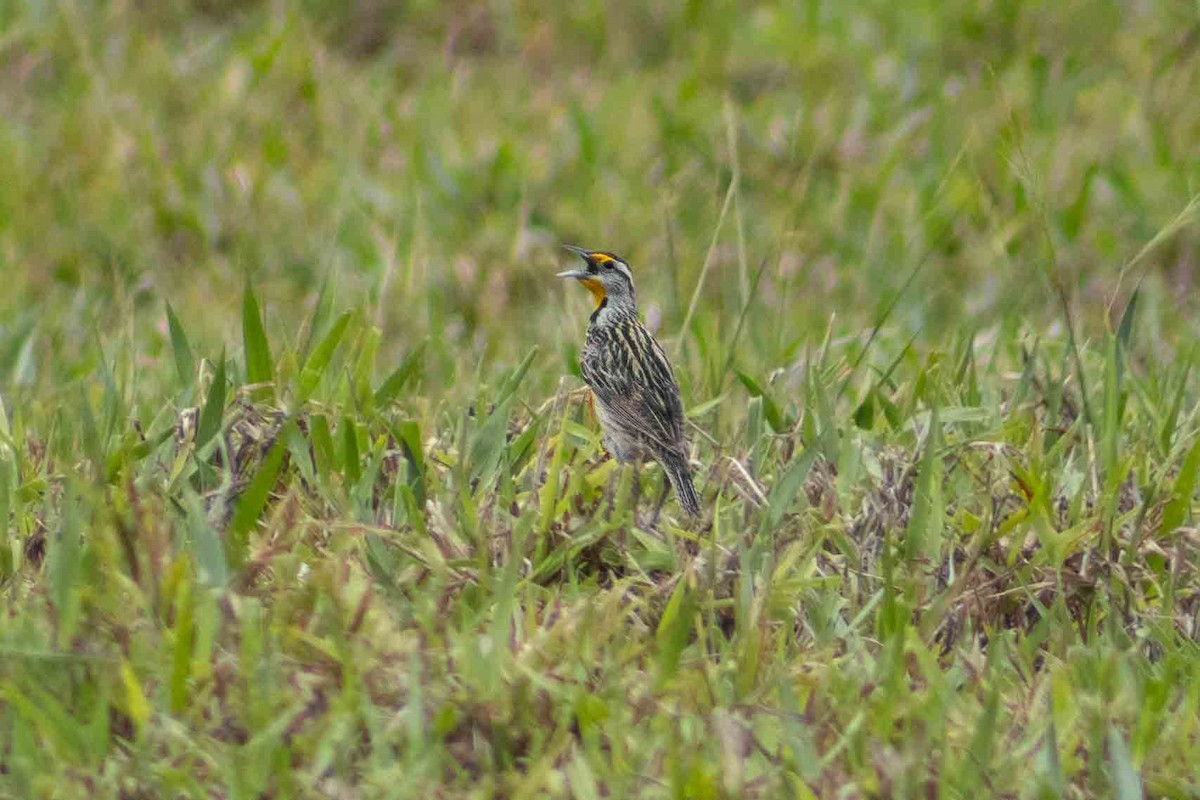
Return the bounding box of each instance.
[557,245,636,312]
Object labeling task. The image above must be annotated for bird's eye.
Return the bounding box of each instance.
[604,261,614,269]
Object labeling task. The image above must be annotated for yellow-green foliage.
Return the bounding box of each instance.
[2,2,1200,797]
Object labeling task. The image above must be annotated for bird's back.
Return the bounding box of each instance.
[581,313,686,460]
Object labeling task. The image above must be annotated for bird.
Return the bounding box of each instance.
[557,244,701,518]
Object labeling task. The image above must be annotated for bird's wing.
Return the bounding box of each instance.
[582,322,686,454]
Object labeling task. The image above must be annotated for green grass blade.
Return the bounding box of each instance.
[1159,436,1200,536]
[242,284,274,400]
[655,578,694,686]
[1161,350,1193,453]
[961,686,1000,788]
[298,277,333,365]
[905,405,944,565]
[183,489,227,586]
[308,413,337,481]
[352,325,381,411]
[0,456,10,580]
[1101,335,1121,482]
[298,311,352,402]
[227,422,291,566]
[468,401,509,487]
[496,345,539,406]
[737,371,785,432]
[1116,290,1138,354]
[765,442,821,530]
[77,394,103,482]
[169,575,194,713]
[374,342,426,408]
[397,420,425,506]
[342,416,361,484]
[166,302,196,389]
[48,486,84,646]
[1,679,88,764]
[1107,727,1142,800]
[195,350,227,451]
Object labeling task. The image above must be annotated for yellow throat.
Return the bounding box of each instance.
[580,277,606,308]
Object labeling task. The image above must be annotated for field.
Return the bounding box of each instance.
[3,1,1200,797]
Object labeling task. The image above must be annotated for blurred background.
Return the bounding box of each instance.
[1,0,1198,402]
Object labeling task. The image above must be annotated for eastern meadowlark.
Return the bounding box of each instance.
[558,244,701,518]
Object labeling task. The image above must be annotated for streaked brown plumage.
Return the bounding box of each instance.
[558,245,700,517]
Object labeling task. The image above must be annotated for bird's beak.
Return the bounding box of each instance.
[558,244,594,279]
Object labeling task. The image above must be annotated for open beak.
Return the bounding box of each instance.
[557,244,594,279]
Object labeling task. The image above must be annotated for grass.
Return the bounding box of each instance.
[3,0,1200,797]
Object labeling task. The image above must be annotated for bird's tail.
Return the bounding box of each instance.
[660,450,701,518]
